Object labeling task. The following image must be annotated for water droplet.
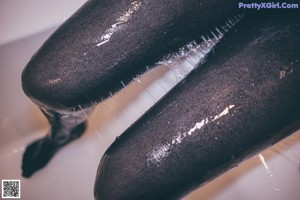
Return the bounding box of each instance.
[201,36,210,47]
[78,105,89,120]
[157,82,168,93]
[228,19,235,26]
[225,22,232,28]
[258,154,281,192]
[133,75,141,83]
[120,80,126,88]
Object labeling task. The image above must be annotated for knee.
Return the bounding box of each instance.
[21,53,87,111]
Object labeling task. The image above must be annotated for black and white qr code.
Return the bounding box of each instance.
[2,180,21,199]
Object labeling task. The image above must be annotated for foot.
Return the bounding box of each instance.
[22,122,87,178]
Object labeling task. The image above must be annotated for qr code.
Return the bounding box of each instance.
[2,180,20,199]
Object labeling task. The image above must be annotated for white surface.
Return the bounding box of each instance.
[0,1,300,200]
[0,0,87,45]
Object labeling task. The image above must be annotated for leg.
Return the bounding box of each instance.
[94,13,300,200]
